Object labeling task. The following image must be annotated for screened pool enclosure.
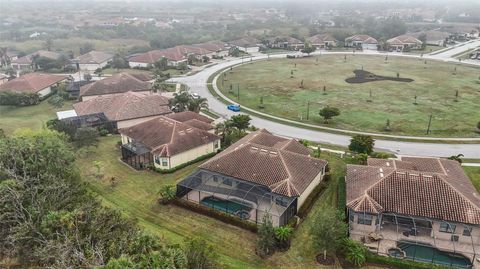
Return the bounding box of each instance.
[176,169,298,227]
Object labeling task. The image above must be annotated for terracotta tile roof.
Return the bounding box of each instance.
[167,111,213,124]
[347,157,480,224]
[0,73,68,94]
[387,35,422,45]
[73,51,113,64]
[174,45,211,56]
[79,73,151,97]
[308,34,337,44]
[268,36,304,45]
[199,129,327,197]
[119,116,220,157]
[128,47,187,64]
[413,30,450,42]
[193,41,227,52]
[74,91,171,122]
[229,37,260,48]
[128,73,153,82]
[345,34,378,44]
[11,50,62,64]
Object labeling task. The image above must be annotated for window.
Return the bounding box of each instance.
[357,214,373,225]
[348,211,354,223]
[451,235,459,242]
[162,159,168,167]
[154,156,161,165]
[215,141,220,149]
[439,222,456,233]
[463,226,472,236]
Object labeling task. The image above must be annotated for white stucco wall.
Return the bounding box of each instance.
[78,60,110,71]
[154,139,220,170]
[128,61,149,68]
[297,169,325,210]
[37,86,52,98]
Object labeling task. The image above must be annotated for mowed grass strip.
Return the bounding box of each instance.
[217,55,480,137]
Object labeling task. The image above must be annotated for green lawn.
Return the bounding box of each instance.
[464,166,480,192]
[0,98,74,134]
[76,136,347,268]
[218,55,480,137]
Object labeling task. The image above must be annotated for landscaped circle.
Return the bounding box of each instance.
[217,55,480,137]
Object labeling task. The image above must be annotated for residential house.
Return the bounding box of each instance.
[119,114,221,170]
[128,48,187,68]
[267,36,304,51]
[0,50,18,68]
[307,34,337,49]
[167,111,215,133]
[386,35,423,52]
[10,50,63,70]
[0,72,68,99]
[228,37,261,53]
[346,157,480,268]
[345,35,378,50]
[79,72,152,101]
[73,91,171,128]
[176,129,328,227]
[193,41,229,58]
[413,30,450,47]
[72,51,114,71]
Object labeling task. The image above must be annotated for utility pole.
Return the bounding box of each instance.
[237,84,240,100]
[426,114,433,135]
[306,101,310,120]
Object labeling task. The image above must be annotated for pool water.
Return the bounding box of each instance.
[201,197,251,216]
[397,241,472,269]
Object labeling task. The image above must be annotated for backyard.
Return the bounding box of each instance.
[217,55,480,137]
[75,135,348,269]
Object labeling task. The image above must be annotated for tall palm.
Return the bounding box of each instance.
[187,97,207,113]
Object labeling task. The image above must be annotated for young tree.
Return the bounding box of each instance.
[319,106,340,123]
[48,95,64,108]
[154,57,168,71]
[74,127,99,148]
[257,214,276,257]
[448,154,464,163]
[184,238,217,269]
[301,43,316,56]
[349,135,375,154]
[44,38,53,51]
[310,208,347,260]
[274,226,293,249]
[94,68,103,77]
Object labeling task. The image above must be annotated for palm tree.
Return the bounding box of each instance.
[274,226,293,249]
[187,97,208,113]
[215,120,234,145]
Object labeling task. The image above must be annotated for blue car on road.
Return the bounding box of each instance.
[227,104,241,112]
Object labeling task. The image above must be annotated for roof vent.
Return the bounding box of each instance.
[269,151,278,156]
[379,168,383,173]
[380,173,384,177]
[260,149,268,153]
[186,128,193,132]
[178,131,185,135]
[251,146,258,151]
[386,162,390,167]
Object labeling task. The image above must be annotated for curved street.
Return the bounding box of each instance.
[169,46,480,158]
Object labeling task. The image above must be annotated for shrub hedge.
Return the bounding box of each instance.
[172,198,258,232]
[365,252,452,269]
[150,152,216,174]
[0,91,40,106]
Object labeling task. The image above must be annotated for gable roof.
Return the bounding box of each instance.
[11,50,62,64]
[345,34,378,44]
[166,111,213,124]
[79,73,151,97]
[73,51,113,64]
[74,91,171,122]
[0,73,68,94]
[308,34,337,44]
[347,157,480,224]
[199,129,327,197]
[387,35,423,45]
[128,47,187,64]
[119,116,220,157]
[229,37,260,48]
[193,41,227,52]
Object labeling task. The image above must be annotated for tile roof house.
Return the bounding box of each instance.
[73,91,171,128]
[176,129,328,227]
[387,34,423,52]
[413,30,450,47]
[72,51,114,71]
[10,50,63,70]
[346,156,480,266]
[0,72,68,99]
[128,47,188,68]
[193,41,229,57]
[166,111,215,132]
[79,72,152,101]
[228,37,261,53]
[345,35,378,50]
[307,34,337,49]
[119,114,220,170]
[267,36,305,50]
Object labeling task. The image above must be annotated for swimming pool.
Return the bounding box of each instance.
[397,240,472,269]
[201,197,251,219]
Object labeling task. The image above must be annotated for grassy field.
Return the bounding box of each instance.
[76,135,348,268]
[0,98,74,134]
[464,166,480,192]
[217,55,480,137]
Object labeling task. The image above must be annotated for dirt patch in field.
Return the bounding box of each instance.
[345,70,414,84]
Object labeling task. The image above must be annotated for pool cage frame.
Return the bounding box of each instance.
[348,210,479,268]
[176,169,297,227]
[121,141,152,170]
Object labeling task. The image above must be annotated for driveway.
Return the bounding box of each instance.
[169,50,480,158]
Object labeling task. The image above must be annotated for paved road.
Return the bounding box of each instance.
[428,39,480,60]
[169,50,480,158]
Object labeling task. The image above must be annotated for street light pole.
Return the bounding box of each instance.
[426,114,433,135]
[306,101,310,120]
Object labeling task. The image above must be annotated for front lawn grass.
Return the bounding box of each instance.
[76,136,348,268]
[217,55,480,137]
[464,166,480,192]
[0,98,74,134]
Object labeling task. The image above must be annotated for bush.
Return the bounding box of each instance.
[0,91,40,106]
[99,128,109,136]
[342,238,367,267]
[158,184,176,204]
[369,151,393,159]
[150,152,216,174]
[184,238,217,269]
[349,135,375,154]
[172,199,258,232]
